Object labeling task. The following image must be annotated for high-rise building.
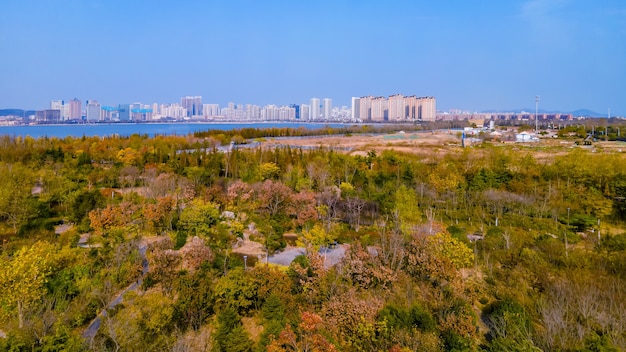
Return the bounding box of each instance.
[50,100,70,121]
[101,106,117,120]
[86,100,101,122]
[50,100,63,114]
[371,96,388,122]
[322,98,332,120]
[351,97,360,120]
[289,104,300,119]
[310,98,320,121]
[203,104,220,117]
[388,94,405,121]
[300,104,310,120]
[417,97,436,121]
[69,98,82,120]
[181,96,202,117]
[404,95,417,120]
[118,104,131,121]
[50,100,63,111]
[359,96,373,121]
[36,109,61,123]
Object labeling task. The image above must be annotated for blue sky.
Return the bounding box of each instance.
[1,0,624,115]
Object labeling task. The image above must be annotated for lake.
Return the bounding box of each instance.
[0,122,349,139]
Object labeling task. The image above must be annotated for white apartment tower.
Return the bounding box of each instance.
[85,100,101,122]
[351,97,360,120]
[50,100,70,121]
[322,98,332,120]
[300,104,310,120]
[310,98,320,121]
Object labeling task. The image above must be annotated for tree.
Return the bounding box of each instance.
[322,289,387,350]
[0,241,57,328]
[177,198,220,239]
[173,268,214,331]
[299,223,335,252]
[257,180,293,217]
[0,163,35,234]
[344,196,366,232]
[102,291,176,351]
[213,267,258,314]
[88,201,138,235]
[267,311,336,352]
[260,162,282,180]
[338,243,396,289]
[148,247,182,295]
[394,185,421,234]
[259,293,288,350]
[483,297,538,350]
[116,147,140,166]
[214,306,254,352]
[288,191,318,228]
[227,180,255,211]
[118,165,140,188]
[143,195,176,233]
[317,186,341,230]
[69,189,106,229]
[177,236,214,273]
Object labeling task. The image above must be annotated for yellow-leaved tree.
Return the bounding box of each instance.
[395,184,421,234]
[426,232,474,268]
[0,241,57,328]
[298,222,336,251]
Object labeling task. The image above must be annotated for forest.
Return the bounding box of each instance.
[0,125,625,351]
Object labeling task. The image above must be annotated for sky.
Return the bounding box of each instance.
[0,0,625,115]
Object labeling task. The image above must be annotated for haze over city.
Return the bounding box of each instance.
[1,0,624,115]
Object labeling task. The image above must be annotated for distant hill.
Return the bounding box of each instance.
[569,109,605,117]
[0,109,36,117]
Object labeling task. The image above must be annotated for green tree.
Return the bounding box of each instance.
[69,189,106,231]
[177,198,220,239]
[259,293,287,350]
[214,267,258,314]
[214,306,254,352]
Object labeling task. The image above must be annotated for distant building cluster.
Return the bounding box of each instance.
[351,95,436,122]
[438,110,573,122]
[21,96,354,124]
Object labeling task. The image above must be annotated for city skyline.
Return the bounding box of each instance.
[22,95,356,123]
[1,1,625,115]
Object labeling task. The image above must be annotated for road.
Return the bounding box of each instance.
[82,241,149,341]
[268,244,347,268]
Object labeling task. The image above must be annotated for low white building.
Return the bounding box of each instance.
[515,132,539,142]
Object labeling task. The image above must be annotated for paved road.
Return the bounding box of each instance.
[82,241,148,341]
[268,244,347,268]
[82,242,345,341]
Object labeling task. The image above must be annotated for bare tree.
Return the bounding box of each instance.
[344,196,366,232]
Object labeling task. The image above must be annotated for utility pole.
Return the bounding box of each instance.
[565,207,570,258]
[535,96,540,133]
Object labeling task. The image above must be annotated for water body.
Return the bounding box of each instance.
[0,122,349,139]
